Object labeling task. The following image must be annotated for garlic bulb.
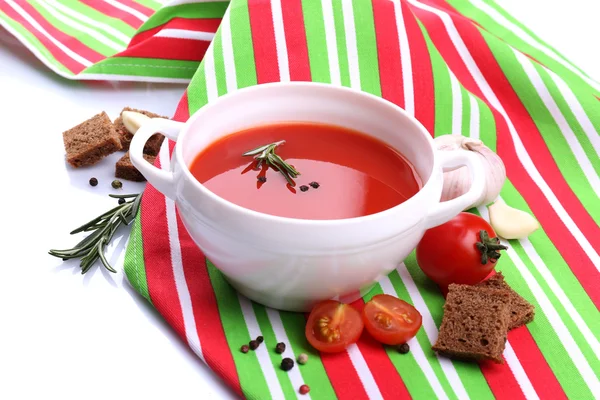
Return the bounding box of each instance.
[122,111,151,134]
[488,199,539,239]
[434,135,506,209]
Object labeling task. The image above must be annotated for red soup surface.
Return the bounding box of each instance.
[190,122,421,220]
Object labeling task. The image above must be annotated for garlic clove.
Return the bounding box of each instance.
[122,111,151,134]
[488,200,540,240]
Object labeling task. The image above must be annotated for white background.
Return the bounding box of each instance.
[0,2,598,399]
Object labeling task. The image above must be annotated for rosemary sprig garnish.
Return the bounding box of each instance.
[49,193,142,274]
[242,140,300,185]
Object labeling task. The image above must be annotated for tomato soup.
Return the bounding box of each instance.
[190,123,421,220]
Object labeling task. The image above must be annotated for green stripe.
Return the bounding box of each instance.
[137,2,228,34]
[331,0,350,86]
[82,56,198,79]
[352,0,381,97]
[460,85,471,136]
[362,286,439,399]
[229,0,257,89]
[207,261,272,400]
[212,32,227,96]
[278,312,338,400]
[402,255,496,400]
[29,1,116,57]
[133,0,163,10]
[57,0,136,38]
[0,11,72,75]
[187,61,209,114]
[123,210,152,304]
[301,0,330,83]
[447,0,599,97]
[252,305,297,399]
[484,32,600,224]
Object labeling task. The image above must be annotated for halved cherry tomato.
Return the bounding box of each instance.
[362,294,422,345]
[305,300,364,353]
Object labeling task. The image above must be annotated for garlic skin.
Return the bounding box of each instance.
[122,111,151,134]
[488,199,540,239]
[434,135,506,209]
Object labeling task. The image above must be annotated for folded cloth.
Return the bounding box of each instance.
[5,0,598,398]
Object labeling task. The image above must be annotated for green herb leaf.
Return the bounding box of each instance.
[243,140,300,185]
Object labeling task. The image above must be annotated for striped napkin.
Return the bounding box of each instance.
[4,0,599,399]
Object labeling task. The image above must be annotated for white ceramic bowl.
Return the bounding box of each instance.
[130,82,484,311]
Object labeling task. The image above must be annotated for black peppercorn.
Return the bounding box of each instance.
[249,340,259,350]
[118,198,126,205]
[240,345,249,354]
[309,181,320,189]
[299,185,309,192]
[275,342,286,354]
[111,179,123,189]
[280,357,294,371]
[89,177,98,187]
[257,176,267,183]
[397,343,410,354]
[256,336,264,344]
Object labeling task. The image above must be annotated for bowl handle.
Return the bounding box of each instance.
[129,118,184,200]
[424,150,486,229]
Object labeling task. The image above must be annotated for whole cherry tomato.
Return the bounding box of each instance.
[416,212,507,289]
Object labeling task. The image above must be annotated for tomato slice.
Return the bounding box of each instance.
[305,300,364,353]
[362,295,422,345]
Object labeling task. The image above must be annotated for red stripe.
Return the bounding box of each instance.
[352,301,412,400]
[10,1,105,64]
[509,328,568,399]
[402,0,436,136]
[410,2,600,309]
[80,0,144,29]
[479,355,526,400]
[118,36,210,61]
[0,2,83,73]
[247,0,279,83]
[174,90,191,122]
[119,0,155,17]
[175,213,243,397]
[129,18,222,47]
[372,0,404,108]
[280,0,311,81]
[141,147,186,341]
[320,348,371,400]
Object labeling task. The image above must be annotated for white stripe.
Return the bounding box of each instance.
[468,0,600,92]
[395,265,470,400]
[503,342,540,400]
[379,276,449,400]
[409,0,600,274]
[345,345,384,400]
[41,0,130,44]
[105,0,148,22]
[321,0,341,85]
[160,144,204,362]
[265,309,311,400]
[450,71,462,135]
[519,237,600,360]
[204,40,218,101]
[477,206,600,394]
[469,94,480,140]
[156,29,215,41]
[219,8,237,93]
[237,295,285,399]
[513,49,600,198]
[547,69,600,158]
[270,0,290,82]
[37,0,125,52]
[6,0,92,66]
[341,0,360,89]
[392,0,414,115]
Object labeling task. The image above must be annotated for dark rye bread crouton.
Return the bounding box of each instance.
[63,111,122,168]
[476,272,535,330]
[433,284,511,364]
[115,152,156,182]
[113,107,167,154]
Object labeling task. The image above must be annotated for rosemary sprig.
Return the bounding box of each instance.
[49,193,142,274]
[242,140,300,185]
